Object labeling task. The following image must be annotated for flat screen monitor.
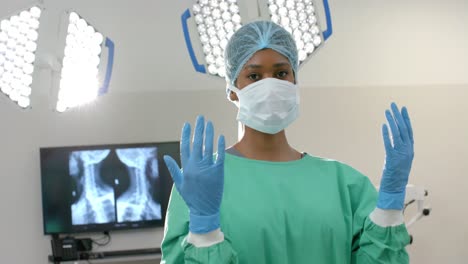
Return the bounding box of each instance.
[39,141,179,235]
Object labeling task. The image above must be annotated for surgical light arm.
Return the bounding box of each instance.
[404,184,431,229]
[375,184,431,229]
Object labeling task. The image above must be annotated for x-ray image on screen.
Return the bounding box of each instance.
[40,141,178,234]
[115,147,161,222]
[69,149,116,225]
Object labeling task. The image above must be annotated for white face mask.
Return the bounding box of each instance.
[229,78,300,134]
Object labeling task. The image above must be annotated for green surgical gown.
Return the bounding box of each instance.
[161,153,410,264]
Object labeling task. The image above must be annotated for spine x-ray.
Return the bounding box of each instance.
[69,147,161,226]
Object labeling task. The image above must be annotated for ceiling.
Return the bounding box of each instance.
[2,0,468,97]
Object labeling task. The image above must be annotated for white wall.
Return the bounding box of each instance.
[1,0,467,263]
[0,90,238,263]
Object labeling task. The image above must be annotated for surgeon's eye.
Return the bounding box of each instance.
[276,70,289,79]
[247,73,260,81]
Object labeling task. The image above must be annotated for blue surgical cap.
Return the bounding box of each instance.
[224,20,298,89]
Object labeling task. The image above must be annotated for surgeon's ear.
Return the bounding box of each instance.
[229,91,239,102]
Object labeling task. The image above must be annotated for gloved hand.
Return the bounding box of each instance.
[164,115,225,234]
[377,103,414,210]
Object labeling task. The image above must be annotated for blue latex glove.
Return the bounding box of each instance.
[163,115,225,234]
[377,103,414,210]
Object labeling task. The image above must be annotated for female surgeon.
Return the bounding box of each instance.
[161,20,414,264]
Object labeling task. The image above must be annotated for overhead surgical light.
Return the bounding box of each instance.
[55,11,114,113]
[181,0,332,77]
[263,0,328,63]
[182,0,243,78]
[0,5,42,109]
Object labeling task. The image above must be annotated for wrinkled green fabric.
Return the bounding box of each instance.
[161,154,410,264]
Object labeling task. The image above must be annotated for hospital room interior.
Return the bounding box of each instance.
[0,0,466,263]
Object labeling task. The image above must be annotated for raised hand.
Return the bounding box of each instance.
[163,115,225,233]
[377,103,414,210]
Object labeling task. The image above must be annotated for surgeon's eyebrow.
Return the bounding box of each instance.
[244,64,262,69]
[272,62,291,68]
[244,62,291,69]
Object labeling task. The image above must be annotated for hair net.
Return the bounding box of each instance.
[224,20,298,89]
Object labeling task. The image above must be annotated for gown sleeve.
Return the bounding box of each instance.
[160,186,239,264]
[348,167,411,264]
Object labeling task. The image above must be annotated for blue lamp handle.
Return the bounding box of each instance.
[98,37,115,95]
[322,0,333,40]
[181,9,206,73]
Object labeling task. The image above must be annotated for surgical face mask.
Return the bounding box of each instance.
[229,78,299,134]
